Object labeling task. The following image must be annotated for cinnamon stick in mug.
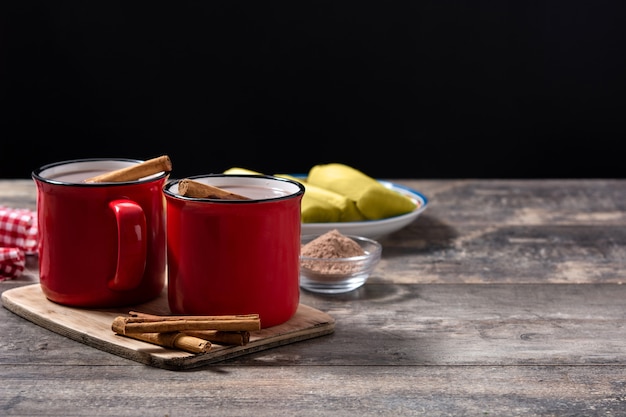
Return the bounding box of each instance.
[178,178,251,200]
[84,155,172,183]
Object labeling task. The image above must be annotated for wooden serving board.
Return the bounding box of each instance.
[1,284,335,370]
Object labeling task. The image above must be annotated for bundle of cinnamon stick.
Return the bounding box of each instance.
[111,311,261,354]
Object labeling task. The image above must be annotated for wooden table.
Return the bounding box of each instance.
[2,178,625,416]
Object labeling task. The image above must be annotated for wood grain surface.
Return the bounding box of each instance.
[1,179,626,416]
[2,284,335,370]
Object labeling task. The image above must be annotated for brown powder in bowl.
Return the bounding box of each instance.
[300,229,366,277]
[301,229,365,258]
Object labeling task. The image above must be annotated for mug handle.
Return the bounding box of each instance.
[107,199,147,291]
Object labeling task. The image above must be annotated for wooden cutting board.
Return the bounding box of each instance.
[1,284,335,370]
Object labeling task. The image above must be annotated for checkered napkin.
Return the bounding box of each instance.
[0,206,38,280]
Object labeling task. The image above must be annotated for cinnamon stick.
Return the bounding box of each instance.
[178,178,251,200]
[184,330,251,346]
[125,312,252,345]
[112,330,212,354]
[128,311,260,322]
[112,315,261,334]
[84,155,172,183]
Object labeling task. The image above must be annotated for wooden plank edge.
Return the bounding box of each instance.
[1,287,336,371]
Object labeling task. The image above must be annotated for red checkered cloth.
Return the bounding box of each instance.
[0,206,38,280]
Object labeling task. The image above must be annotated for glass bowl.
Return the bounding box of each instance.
[299,234,382,294]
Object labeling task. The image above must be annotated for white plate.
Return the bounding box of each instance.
[300,180,428,239]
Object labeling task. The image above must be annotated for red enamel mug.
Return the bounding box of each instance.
[163,174,305,328]
[32,158,168,308]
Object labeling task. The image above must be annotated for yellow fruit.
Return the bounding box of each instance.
[275,174,366,223]
[224,165,416,222]
[223,167,263,175]
[300,193,342,222]
[306,163,416,220]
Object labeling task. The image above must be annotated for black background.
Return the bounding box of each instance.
[2,1,625,179]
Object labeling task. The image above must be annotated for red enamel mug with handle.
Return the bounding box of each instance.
[163,174,305,328]
[32,158,168,308]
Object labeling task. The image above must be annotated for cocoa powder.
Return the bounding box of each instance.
[301,229,365,258]
[300,229,365,276]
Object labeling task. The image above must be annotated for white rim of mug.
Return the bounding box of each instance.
[32,158,170,186]
[163,174,306,203]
